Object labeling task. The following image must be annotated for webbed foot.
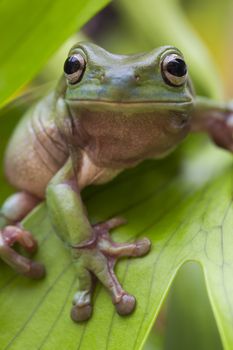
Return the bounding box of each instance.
[0,225,45,279]
[71,217,151,322]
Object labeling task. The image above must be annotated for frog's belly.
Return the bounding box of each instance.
[4,97,68,198]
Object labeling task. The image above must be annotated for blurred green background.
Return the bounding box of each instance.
[1,0,233,349]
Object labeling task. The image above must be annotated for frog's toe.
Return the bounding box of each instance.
[1,225,38,253]
[134,237,151,256]
[115,293,136,316]
[0,225,45,279]
[71,267,95,322]
[24,261,46,279]
[71,304,92,322]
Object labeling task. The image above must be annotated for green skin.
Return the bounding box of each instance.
[1,42,233,322]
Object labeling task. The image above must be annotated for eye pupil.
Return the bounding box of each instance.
[64,56,81,75]
[63,53,86,84]
[162,53,188,87]
[166,58,187,77]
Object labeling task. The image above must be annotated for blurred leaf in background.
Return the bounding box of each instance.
[106,0,225,98]
[145,262,224,350]
[0,0,109,108]
[164,263,223,350]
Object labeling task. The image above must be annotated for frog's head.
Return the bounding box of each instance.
[61,42,195,166]
[63,42,194,107]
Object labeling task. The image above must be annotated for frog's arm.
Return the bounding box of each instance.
[46,156,151,322]
[191,96,233,152]
[46,158,92,245]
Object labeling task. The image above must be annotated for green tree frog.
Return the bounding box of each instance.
[0,42,233,322]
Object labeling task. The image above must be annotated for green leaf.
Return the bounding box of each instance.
[0,0,109,107]
[0,118,233,349]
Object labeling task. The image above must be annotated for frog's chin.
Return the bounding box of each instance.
[66,98,193,113]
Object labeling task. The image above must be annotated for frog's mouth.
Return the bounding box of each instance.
[66,98,194,113]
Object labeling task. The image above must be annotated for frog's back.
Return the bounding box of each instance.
[4,93,68,198]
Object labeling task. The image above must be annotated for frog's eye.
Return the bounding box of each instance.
[63,53,86,84]
[161,54,187,87]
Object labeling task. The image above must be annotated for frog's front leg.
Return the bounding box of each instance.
[46,159,151,322]
[191,96,233,152]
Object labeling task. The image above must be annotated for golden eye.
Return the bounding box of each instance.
[63,53,86,84]
[162,54,187,87]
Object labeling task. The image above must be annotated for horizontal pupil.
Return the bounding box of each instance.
[167,59,187,77]
[64,56,81,75]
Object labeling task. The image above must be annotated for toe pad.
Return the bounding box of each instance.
[71,304,93,322]
[115,294,136,316]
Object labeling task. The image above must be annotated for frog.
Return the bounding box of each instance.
[1,42,233,322]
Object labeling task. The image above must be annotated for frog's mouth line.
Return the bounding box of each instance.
[67,99,193,109]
